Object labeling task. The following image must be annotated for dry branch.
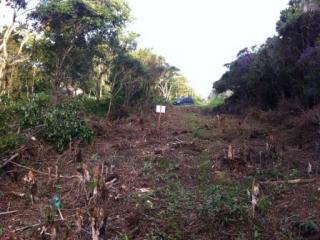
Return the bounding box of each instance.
[2,158,81,180]
[261,178,319,185]
[0,210,18,216]
[0,153,19,168]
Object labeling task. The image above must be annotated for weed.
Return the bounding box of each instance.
[0,134,25,154]
[159,183,193,214]
[143,160,154,174]
[191,123,204,138]
[91,153,101,162]
[293,220,319,237]
[148,229,182,240]
[198,158,211,183]
[156,173,179,183]
[117,234,131,240]
[198,185,249,225]
[206,97,225,108]
[257,196,272,213]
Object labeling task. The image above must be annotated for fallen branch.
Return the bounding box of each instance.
[0,210,18,216]
[14,223,42,233]
[10,191,26,197]
[261,178,319,185]
[5,161,81,180]
[0,153,19,168]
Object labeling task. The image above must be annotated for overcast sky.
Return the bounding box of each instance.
[127,0,289,98]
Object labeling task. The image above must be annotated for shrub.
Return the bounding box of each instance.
[74,96,110,117]
[207,97,225,108]
[0,96,27,154]
[43,105,94,152]
[0,134,24,154]
[20,93,50,128]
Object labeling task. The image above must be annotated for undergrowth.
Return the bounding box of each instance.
[0,93,96,154]
[198,184,249,225]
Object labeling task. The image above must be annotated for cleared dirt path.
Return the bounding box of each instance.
[1,107,320,239]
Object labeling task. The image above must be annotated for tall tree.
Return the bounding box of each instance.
[30,0,130,102]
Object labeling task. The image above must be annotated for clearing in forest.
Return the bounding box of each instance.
[1,107,320,239]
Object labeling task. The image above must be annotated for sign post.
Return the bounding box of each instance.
[156,105,166,132]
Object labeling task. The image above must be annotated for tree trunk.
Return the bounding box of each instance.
[107,99,112,119]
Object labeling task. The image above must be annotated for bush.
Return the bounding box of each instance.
[43,105,94,152]
[0,94,95,154]
[74,96,110,117]
[0,96,26,154]
[20,93,50,128]
[207,97,225,108]
[0,134,24,154]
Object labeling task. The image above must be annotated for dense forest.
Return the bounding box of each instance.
[1,0,320,239]
[214,0,320,109]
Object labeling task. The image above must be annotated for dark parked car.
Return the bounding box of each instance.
[173,96,194,105]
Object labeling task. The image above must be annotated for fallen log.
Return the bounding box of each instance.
[261,178,319,185]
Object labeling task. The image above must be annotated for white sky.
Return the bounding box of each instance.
[127,0,289,98]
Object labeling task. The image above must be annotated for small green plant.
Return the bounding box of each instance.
[0,134,24,154]
[199,158,210,183]
[191,123,203,138]
[198,185,248,224]
[161,183,193,214]
[293,220,319,237]
[117,234,131,240]
[148,230,182,240]
[257,196,272,213]
[143,160,154,174]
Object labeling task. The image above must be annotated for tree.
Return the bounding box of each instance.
[214,0,320,109]
[30,0,130,102]
[0,0,33,95]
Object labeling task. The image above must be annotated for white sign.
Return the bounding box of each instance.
[156,105,166,113]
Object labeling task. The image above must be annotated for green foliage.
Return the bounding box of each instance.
[257,196,272,213]
[214,1,320,109]
[0,134,24,154]
[191,123,203,139]
[43,104,94,152]
[294,220,318,235]
[161,183,193,214]
[206,97,225,108]
[21,93,50,128]
[199,185,248,224]
[0,96,26,154]
[73,96,110,117]
[0,94,98,154]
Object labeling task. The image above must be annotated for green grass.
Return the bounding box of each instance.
[198,184,249,225]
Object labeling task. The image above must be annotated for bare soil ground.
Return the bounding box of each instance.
[1,106,320,239]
